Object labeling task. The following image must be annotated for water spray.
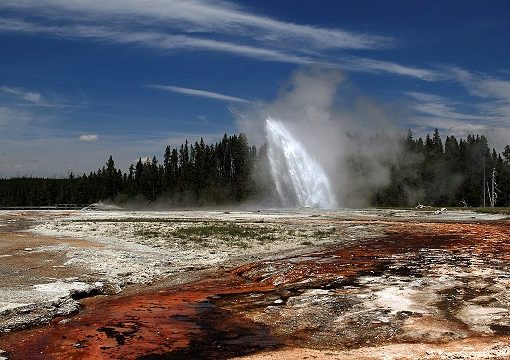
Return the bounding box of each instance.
[265,117,337,209]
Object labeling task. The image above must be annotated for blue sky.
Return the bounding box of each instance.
[0,0,509,177]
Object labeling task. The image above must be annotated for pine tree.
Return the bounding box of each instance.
[503,145,510,164]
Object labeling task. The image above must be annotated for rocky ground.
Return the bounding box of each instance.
[0,208,509,359]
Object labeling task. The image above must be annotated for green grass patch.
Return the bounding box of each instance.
[314,227,336,238]
[133,228,161,238]
[170,223,274,240]
[133,222,279,248]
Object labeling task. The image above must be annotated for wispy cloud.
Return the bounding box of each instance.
[341,58,443,81]
[0,105,32,128]
[0,18,438,80]
[0,105,45,142]
[0,0,394,51]
[1,86,46,105]
[0,1,449,81]
[0,18,314,65]
[406,92,483,122]
[0,84,76,108]
[147,84,251,103]
[404,75,510,150]
[447,67,510,126]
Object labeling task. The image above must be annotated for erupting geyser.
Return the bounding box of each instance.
[265,117,337,209]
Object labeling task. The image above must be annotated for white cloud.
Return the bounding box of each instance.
[147,84,251,103]
[78,134,99,142]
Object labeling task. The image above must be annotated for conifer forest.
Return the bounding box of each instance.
[1,130,510,208]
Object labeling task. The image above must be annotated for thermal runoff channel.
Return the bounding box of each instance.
[265,117,337,209]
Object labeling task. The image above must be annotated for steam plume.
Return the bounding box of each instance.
[236,67,401,207]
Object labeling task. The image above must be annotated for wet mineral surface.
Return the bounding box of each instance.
[1,210,510,359]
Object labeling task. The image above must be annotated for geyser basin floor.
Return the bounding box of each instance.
[0,209,510,359]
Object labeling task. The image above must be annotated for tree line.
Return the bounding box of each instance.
[0,133,262,207]
[372,129,510,207]
[1,129,509,208]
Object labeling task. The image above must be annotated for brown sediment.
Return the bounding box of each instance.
[227,221,510,355]
[2,217,510,359]
[234,220,510,286]
[0,274,276,360]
